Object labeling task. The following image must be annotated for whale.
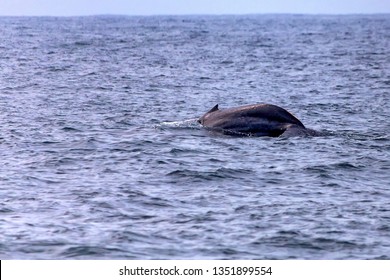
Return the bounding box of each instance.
[198,103,319,137]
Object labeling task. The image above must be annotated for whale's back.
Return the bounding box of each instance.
[198,104,306,137]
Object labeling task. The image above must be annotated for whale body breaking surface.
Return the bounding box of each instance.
[198,103,320,137]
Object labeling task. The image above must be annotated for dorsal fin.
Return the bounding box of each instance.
[207,104,219,114]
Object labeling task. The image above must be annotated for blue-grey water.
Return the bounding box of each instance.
[0,15,389,259]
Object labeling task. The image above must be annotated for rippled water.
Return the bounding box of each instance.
[1,15,389,259]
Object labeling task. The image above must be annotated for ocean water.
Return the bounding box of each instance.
[0,15,389,260]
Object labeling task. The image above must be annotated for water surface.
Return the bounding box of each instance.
[0,15,389,259]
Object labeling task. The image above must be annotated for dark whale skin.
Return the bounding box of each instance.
[198,104,317,137]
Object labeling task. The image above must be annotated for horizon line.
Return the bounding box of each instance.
[1,12,389,17]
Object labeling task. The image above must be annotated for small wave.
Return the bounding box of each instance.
[167,167,253,181]
[0,207,13,213]
[60,245,124,258]
[74,41,92,46]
